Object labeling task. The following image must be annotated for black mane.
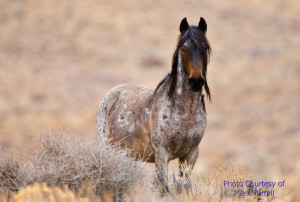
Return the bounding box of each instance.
[153,26,211,102]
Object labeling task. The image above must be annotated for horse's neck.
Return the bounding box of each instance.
[173,54,202,113]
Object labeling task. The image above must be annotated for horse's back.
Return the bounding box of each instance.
[96,83,155,161]
[97,83,153,115]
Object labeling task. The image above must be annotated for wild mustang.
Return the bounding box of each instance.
[97,17,211,192]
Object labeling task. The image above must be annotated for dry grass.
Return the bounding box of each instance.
[126,163,299,202]
[12,183,89,202]
[0,131,298,201]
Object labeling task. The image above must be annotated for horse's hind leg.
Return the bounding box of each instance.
[178,146,199,190]
[179,146,199,177]
[96,93,117,140]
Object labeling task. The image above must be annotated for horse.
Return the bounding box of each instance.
[96,17,211,193]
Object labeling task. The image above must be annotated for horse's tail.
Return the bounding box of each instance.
[96,94,112,140]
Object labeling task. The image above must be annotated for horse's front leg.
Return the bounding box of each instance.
[154,146,170,195]
[150,110,170,195]
[179,146,199,188]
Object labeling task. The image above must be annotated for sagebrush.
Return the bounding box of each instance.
[0,131,145,200]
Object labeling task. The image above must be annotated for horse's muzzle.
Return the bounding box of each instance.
[188,77,205,92]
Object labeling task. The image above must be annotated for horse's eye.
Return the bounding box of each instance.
[181,48,187,53]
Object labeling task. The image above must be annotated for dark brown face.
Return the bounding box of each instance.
[181,39,205,92]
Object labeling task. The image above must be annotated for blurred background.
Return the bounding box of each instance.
[0,0,299,184]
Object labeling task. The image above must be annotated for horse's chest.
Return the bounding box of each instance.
[157,110,207,156]
[167,119,205,143]
[164,124,205,158]
[159,106,206,133]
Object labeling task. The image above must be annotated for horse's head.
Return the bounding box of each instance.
[175,17,211,100]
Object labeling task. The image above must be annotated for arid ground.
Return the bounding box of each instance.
[0,0,299,195]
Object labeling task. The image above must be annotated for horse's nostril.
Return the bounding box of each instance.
[188,78,193,85]
[198,77,205,86]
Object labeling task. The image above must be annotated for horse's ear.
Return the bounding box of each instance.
[198,17,207,34]
[180,17,189,33]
